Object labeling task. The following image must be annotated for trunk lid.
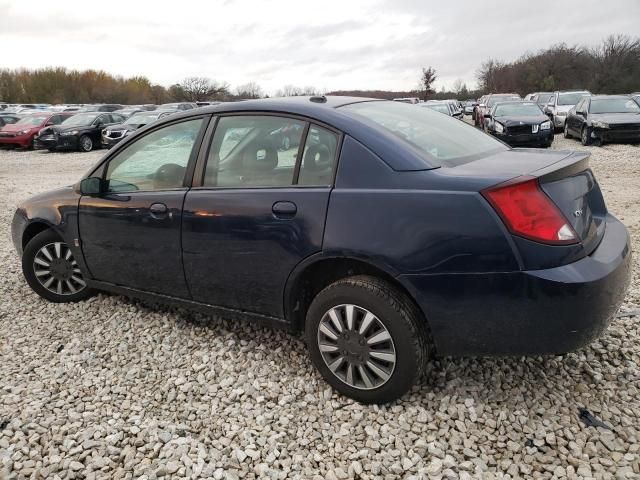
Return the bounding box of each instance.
[441,148,606,256]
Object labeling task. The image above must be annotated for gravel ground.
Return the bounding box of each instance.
[0,136,639,480]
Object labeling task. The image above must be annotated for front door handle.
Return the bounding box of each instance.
[149,202,169,219]
[272,201,297,218]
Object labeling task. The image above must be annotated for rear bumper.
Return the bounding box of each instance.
[400,214,632,356]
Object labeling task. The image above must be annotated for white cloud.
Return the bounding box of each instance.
[1,0,638,94]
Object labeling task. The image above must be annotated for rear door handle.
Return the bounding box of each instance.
[149,202,169,218]
[272,201,297,218]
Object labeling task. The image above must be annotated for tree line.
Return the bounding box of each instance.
[476,35,640,96]
[1,35,638,105]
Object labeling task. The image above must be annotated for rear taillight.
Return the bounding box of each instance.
[482,177,578,245]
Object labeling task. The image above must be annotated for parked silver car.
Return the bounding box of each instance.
[544,90,591,131]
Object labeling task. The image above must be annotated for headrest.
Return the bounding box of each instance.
[303,144,332,171]
[242,143,278,172]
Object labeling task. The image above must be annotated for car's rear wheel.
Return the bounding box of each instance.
[581,126,591,146]
[305,275,431,404]
[22,229,94,303]
[79,135,93,152]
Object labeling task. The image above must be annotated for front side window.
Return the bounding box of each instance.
[105,118,203,193]
[340,101,506,164]
[204,116,305,187]
[62,113,99,127]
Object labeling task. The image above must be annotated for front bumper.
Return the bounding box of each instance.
[592,127,640,143]
[494,129,553,147]
[101,134,126,148]
[34,134,79,150]
[553,114,567,128]
[400,214,632,356]
[0,133,32,148]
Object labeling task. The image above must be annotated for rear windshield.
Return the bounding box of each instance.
[590,98,640,114]
[494,103,543,116]
[558,92,589,105]
[339,101,506,163]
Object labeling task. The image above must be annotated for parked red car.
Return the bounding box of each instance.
[0,112,74,149]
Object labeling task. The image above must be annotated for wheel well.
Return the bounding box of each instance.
[22,222,52,250]
[287,258,423,331]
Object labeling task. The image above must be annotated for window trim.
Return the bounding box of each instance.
[97,116,211,195]
[191,111,344,191]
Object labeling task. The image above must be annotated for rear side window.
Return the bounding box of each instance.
[204,116,305,188]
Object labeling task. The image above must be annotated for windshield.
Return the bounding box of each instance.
[536,93,553,104]
[558,92,589,105]
[487,96,521,107]
[590,98,640,114]
[61,113,98,126]
[125,113,160,125]
[494,103,543,116]
[424,104,450,114]
[339,101,506,163]
[15,115,49,126]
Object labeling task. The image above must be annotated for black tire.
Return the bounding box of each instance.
[305,275,431,404]
[581,126,591,146]
[563,122,571,139]
[79,134,93,152]
[47,148,56,152]
[22,229,94,303]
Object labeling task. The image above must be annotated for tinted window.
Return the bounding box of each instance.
[298,126,339,186]
[558,92,590,105]
[15,115,49,126]
[494,103,543,116]
[536,93,553,104]
[105,119,203,193]
[204,116,305,187]
[589,98,640,114]
[339,101,506,163]
[487,96,521,107]
[62,113,99,126]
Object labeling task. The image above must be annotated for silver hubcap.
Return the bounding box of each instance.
[81,137,92,150]
[317,304,396,390]
[33,242,86,295]
[582,129,587,143]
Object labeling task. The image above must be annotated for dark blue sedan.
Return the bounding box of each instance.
[11,96,632,403]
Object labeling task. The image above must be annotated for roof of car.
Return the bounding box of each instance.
[588,94,632,100]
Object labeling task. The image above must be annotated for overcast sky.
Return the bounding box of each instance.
[1,0,638,95]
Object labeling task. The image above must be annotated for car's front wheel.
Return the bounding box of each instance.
[581,126,592,146]
[305,275,431,404]
[22,229,94,302]
[79,135,93,152]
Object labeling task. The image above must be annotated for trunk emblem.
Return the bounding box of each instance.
[573,209,584,218]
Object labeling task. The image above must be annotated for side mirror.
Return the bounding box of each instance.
[45,122,53,126]
[484,113,492,118]
[479,103,486,108]
[79,177,105,196]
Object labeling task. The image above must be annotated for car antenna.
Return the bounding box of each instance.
[310,95,327,103]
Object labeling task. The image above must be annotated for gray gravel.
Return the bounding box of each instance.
[1,137,639,479]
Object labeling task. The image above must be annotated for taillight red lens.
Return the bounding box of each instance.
[482,177,578,245]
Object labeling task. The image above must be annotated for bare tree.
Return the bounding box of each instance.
[419,66,437,100]
[179,77,229,101]
[276,85,303,97]
[235,82,263,99]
